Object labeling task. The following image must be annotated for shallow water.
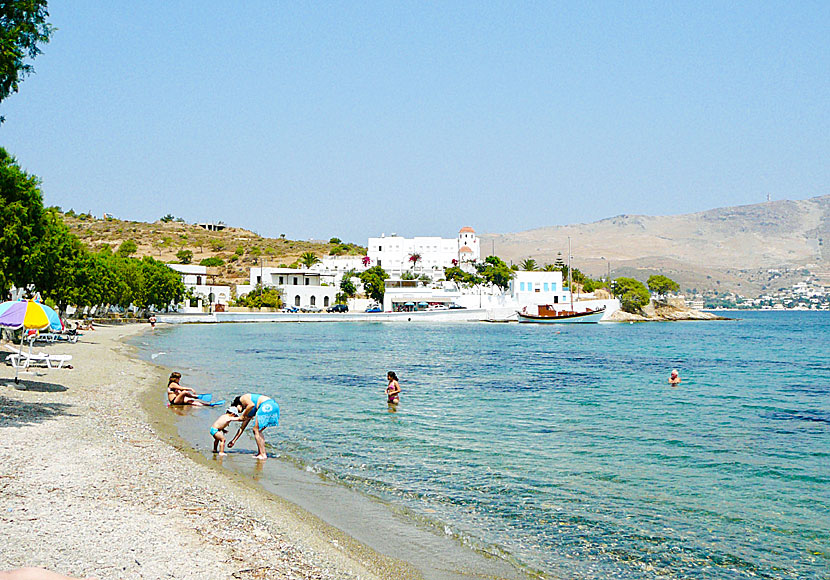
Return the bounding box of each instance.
[136,312,830,579]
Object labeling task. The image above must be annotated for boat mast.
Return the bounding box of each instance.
[568,236,573,311]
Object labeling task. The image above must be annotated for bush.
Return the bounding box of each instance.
[612,277,650,313]
[199,257,225,267]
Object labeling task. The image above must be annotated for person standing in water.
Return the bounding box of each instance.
[227,393,280,460]
[386,371,400,404]
[668,369,681,385]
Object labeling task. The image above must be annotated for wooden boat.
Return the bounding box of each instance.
[517,304,606,323]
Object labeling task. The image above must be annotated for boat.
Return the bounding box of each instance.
[517,304,606,323]
[516,236,606,323]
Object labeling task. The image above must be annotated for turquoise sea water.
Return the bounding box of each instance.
[137,312,829,579]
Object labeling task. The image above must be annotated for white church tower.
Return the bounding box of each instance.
[457,227,480,264]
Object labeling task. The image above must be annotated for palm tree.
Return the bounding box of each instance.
[519,258,537,271]
[299,252,321,269]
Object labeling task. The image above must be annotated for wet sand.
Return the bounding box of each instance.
[0,324,413,580]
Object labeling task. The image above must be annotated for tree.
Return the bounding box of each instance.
[409,252,422,270]
[160,214,175,223]
[0,147,46,294]
[300,251,321,269]
[329,237,342,244]
[199,257,225,267]
[478,256,514,290]
[176,249,193,264]
[236,285,282,309]
[612,277,651,314]
[116,239,137,257]
[362,255,371,267]
[136,256,185,310]
[444,266,482,286]
[27,208,86,312]
[647,275,680,297]
[339,270,357,303]
[519,258,537,271]
[0,1,53,122]
[358,265,387,304]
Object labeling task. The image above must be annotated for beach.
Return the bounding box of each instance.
[0,324,413,580]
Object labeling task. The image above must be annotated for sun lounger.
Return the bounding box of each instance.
[8,352,73,369]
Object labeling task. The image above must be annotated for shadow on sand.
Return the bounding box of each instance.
[0,393,75,427]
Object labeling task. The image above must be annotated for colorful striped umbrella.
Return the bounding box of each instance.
[0,300,62,383]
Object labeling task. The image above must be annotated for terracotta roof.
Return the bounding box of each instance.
[459,226,475,233]
[459,246,473,253]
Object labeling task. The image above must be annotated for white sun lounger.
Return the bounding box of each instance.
[8,352,73,369]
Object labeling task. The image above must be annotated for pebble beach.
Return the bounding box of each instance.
[0,324,413,580]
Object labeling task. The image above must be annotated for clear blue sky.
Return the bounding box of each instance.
[1,1,827,243]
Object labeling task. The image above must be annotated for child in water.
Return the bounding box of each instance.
[386,371,400,404]
[211,405,243,455]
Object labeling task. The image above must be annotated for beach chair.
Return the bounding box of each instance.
[8,351,72,369]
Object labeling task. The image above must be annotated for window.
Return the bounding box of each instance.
[279,276,284,284]
[255,276,261,285]
[520,282,526,291]
[324,296,330,307]
[293,277,298,285]
[197,276,202,285]
[294,295,300,306]
[378,260,382,267]
[310,296,316,306]
[551,283,557,292]
[305,278,310,285]
[544,283,549,292]
[378,246,382,252]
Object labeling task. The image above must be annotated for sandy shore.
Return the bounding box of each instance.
[0,324,414,580]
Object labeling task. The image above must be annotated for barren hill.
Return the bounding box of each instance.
[480,195,830,296]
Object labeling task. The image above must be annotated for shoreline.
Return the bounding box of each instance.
[0,324,413,580]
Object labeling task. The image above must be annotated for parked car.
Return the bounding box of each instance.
[448,303,466,309]
[301,306,322,313]
[365,304,383,313]
[327,304,349,313]
[282,306,299,313]
[429,304,449,310]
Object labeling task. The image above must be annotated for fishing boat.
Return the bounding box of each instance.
[517,304,606,323]
[516,236,606,323]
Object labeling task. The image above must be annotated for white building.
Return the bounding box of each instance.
[366,227,480,278]
[167,264,231,308]
[509,270,569,308]
[238,267,338,310]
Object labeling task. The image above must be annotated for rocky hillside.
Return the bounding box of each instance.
[480,195,830,295]
[60,213,365,286]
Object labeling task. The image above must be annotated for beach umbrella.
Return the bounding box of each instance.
[0,300,55,383]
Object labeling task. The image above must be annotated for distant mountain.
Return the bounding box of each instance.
[480,195,830,296]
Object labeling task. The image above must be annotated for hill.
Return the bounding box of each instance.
[480,195,830,296]
[60,212,365,286]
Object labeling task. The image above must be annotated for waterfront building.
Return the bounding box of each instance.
[167,264,231,309]
[509,270,569,308]
[366,227,480,278]
[238,267,338,310]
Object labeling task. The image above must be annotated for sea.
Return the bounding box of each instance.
[132,311,829,580]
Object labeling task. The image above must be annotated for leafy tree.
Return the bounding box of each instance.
[236,285,282,309]
[160,214,175,223]
[477,255,514,289]
[136,256,185,310]
[519,258,537,271]
[339,270,357,301]
[210,239,226,252]
[358,265,387,304]
[329,237,342,244]
[647,275,680,297]
[116,239,137,257]
[176,249,193,264]
[443,266,482,286]
[300,251,321,269]
[0,147,45,294]
[612,277,651,314]
[0,1,53,122]
[199,257,225,267]
[27,208,86,312]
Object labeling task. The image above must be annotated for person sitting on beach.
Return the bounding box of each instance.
[166,372,208,406]
[227,393,280,460]
[211,405,244,455]
[386,371,401,405]
[668,369,681,385]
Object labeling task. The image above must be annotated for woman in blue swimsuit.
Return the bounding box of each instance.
[227,393,280,460]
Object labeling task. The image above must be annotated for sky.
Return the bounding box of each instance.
[1,1,828,243]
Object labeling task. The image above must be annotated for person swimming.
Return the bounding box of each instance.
[386,371,400,405]
[227,393,280,460]
[669,369,681,385]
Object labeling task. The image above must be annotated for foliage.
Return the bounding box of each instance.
[160,214,176,223]
[329,237,341,244]
[444,266,482,286]
[358,265,388,304]
[236,284,283,309]
[400,271,416,280]
[0,0,53,121]
[362,255,371,267]
[409,253,422,269]
[199,257,225,267]
[477,256,514,289]
[116,239,137,257]
[234,245,245,256]
[612,277,651,313]
[0,147,45,293]
[176,249,193,264]
[647,274,679,296]
[519,258,537,271]
[339,269,357,300]
[210,239,226,252]
[299,251,321,269]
